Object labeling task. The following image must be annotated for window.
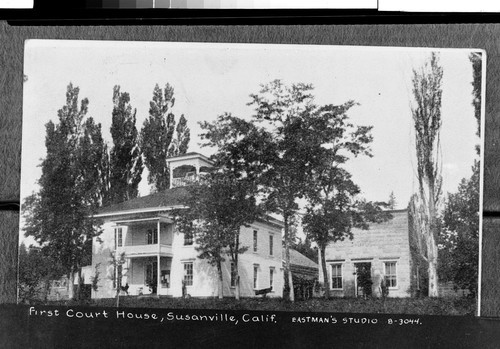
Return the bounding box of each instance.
[115,228,123,248]
[269,268,275,290]
[331,264,343,289]
[269,235,273,256]
[253,230,258,252]
[184,232,193,246]
[384,262,397,288]
[230,262,237,287]
[147,229,158,245]
[253,265,259,289]
[183,262,193,286]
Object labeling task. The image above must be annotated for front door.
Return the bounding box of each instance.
[354,262,372,298]
[145,261,158,294]
[161,270,171,289]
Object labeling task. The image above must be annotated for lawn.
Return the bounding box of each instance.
[50,296,476,316]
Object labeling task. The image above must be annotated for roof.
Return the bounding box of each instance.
[286,249,318,270]
[166,152,213,164]
[97,186,189,216]
[96,187,283,229]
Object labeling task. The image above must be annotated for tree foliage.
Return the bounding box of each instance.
[410,53,443,297]
[438,160,480,296]
[140,84,190,192]
[106,85,143,205]
[23,83,107,300]
[174,169,260,299]
[469,52,482,139]
[303,168,392,298]
[200,80,373,301]
[18,243,65,303]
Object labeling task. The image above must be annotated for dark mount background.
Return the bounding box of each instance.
[1,16,500,347]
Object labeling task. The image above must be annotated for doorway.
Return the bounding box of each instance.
[145,260,158,294]
[354,262,372,298]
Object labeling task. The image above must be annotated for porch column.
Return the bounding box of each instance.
[157,219,161,296]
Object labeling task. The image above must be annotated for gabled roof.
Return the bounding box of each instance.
[96,186,189,217]
[286,249,318,270]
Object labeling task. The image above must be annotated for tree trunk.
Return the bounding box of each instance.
[284,214,295,302]
[67,267,75,300]
[320,246,330,299]
[116,261,122,307]
[76,267,82,301]
[235,236,240,300]
[235,275,240,300]
[428,184,439,297]
[217,261,224,299]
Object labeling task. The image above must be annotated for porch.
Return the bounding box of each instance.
[113,216,175,297]
[124,256,173,296]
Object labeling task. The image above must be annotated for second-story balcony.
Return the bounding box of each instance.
[171,173,198,188]
[118,243,173,258]
[113,218,175,258]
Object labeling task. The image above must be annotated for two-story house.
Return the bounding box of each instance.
[90,153,284,299]
[318,209,427,298]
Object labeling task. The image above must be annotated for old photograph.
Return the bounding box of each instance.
[18,40,483,315]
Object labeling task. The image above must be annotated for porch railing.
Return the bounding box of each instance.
[118,243,172,257]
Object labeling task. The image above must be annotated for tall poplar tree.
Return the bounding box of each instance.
[106,85,143,205]
[411,53,443,297]
[141,84,190,192]
[23,83,108,300]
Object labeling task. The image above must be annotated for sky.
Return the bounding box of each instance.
[20,41,482,233]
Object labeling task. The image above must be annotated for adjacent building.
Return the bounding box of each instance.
[319,209,426,298]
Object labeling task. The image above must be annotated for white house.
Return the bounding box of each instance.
[90,153,284,299]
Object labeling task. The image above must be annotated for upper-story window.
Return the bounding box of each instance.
[147,229,158,245]
[269,234,273,256]
[115,227,123,249]
[184,232,194,246]
[253,230,258,252]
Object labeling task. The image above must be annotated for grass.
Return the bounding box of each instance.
[46,296,476,316]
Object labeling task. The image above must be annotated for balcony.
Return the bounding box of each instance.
[171,175,197,188]
[118,243,173,258]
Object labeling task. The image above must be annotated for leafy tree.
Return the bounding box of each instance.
[18,243,65,303]
[201,80,372,301]
[141,84,190,192]
[410,53,443,297]
[108,252,126,307]
[23,83,107,300]
[106,86,143,205]
[174,169,259,299]
[438,162,479,296]
[303,167,392,298]
[469,52,482,139]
